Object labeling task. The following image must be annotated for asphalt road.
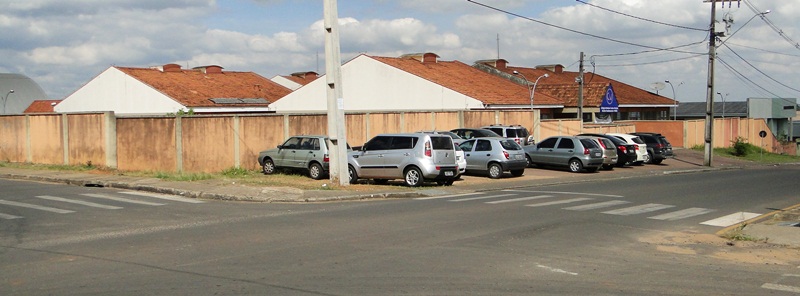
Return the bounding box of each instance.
[1,166,799,295]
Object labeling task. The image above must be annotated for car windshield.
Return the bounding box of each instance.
[430,136,454,150]
[476,129,501,137]
[507,128,528,138]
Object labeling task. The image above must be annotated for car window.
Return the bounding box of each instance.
[500,139,521,150]
[475,139,492,151]
[579,139,598,148]
[298,138,315,150]
[479,129,501,137]
[364,136,391,150]
[631,137,645,145]
[389,136,416,150]
[557,138,575,149]
[486,128,503,136]
[430,136,453,150]
[659,137,671,145]
[459,140,475,151]
[282,137,302,149]
[538,137,557,149]
[600,138,614,149]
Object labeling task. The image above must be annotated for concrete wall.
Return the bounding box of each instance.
[0,111,788,173]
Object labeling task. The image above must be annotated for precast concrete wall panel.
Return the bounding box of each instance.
[29,115,63,164]
[463,111,495,128]
[433,112,459,131]
[404,112,432,133]
[498,111,533,130]
[345,114,367,147]
[631,121,684,148]
[540,120,582,139]
[117,118,176,172]
[288,115,327,136]
[67,114,106,167]
[239,115,284,170]
[181,117,235,173]
[0,116,26,162]
[368,113,401,138]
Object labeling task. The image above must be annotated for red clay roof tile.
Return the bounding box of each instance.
[23,100,60,113]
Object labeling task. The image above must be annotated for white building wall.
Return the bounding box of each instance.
[54,67,186,115]
[269,55,485,113]
[270,76,302,91]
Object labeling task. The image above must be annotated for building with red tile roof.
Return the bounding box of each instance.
[55,64,291,115]
[269,53,562,113]
[23,100,60,113]
[271,71,319,90]
[473,59,678,122]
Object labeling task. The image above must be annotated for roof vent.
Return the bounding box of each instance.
[192,65,224,74]
[400,52,439,64]
[475,59,508,69]
[162,63,182,72]
[535,64,564,74]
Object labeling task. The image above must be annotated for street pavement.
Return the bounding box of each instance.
[1,148,798,247]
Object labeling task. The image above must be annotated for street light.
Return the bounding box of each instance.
[1,89,14,114]
[664,80,683,120]
[716,92,727,119]
[513,71,548,111]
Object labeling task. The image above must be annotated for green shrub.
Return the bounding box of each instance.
[730,137,749,156]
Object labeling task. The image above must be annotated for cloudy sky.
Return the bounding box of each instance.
[1,0,798,103]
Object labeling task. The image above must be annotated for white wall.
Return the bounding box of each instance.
[269,55,485,113]
[54,67,186,115]
[270,76,302,91]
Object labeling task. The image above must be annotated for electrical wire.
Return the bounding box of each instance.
[720,42,800,93]
[725,41,800,58]
[575,0,707,32]
[742,0,800,51]
[591,54,705,67]
[717,57,781,97]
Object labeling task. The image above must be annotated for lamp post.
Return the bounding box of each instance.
[664,80,680,120]
[2,90,14,114]
[716,92,726,119]
[513,71,548,111]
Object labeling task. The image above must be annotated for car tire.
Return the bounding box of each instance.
[308,162,324,180]
[652,159,663,165]
[262,158,276,175]
[602,164,614,170]
[587,166,600,173]
[348,165,358,184]
[634,161,644,166]
[568,159,583,173]
[510,169,524,177]
[644,152,653,164]
[488,163,503,179]
[525,155,533,168]
[403,167,423,187]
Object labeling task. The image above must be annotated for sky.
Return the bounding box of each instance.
[1,0,798,103]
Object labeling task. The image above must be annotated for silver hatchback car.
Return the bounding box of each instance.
[258,135,344,179]
[348,133,459,187]
[524,136,604,173]
[458,137,527,179]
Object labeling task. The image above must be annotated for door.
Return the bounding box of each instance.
[277,137,302,167]
[355,136,391,178]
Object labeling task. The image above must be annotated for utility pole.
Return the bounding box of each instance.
[577,52,585,129]
[703,0,720,167]
[323,0,349,186]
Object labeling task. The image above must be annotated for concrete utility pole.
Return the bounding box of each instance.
[577,52,585,129]
[323,0,349,186]
[703,0,719,167]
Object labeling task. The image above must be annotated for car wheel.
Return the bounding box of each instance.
[374,179,389,185]
[308,163,324,180]
[262,159,275,175]
[587,166,600,173]
[644,152,653,164]
[634,161,644,166]
[603,164,614,171]
[348,165,358,184]
[510,169,524,177]
[568,159,583,173]
[525,155,533,168]
[488,163,503,179]
[652,159,663,165]
[403,167,423,187]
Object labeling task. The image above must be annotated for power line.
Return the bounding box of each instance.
[591,54,705,67]
[742,0,800,51]
[590,39,708,59]
[575,0,707,32]
[726,41,800,58]
[717,57,781,97]
[720,42,800,93]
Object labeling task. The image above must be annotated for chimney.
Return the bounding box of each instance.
[162,63,182,72]
[535,64,564,74]
[192,65,224,74]
[400,52,440,64]
[475,59,508,69]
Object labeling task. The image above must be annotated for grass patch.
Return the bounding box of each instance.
[690,141,800,164]
[721,224,764,242]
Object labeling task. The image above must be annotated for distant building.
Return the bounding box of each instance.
[0,73,50,115]
[55,64,291,116]
[675,101,749,120]
[270,71,319,91]
[23,100,61,113]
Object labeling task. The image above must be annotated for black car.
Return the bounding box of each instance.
[631,132,674,164]
[576,133,638,167]
[450,128,502,140]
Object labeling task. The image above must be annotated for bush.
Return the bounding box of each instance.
[730,137,749,156]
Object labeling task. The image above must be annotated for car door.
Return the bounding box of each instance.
[471,139,494,171]
[354,136,391,177]
[381,136,416,177]
[553,137,576,166]
[276,137,302,167]
[458,139,479,171]
[530,137,558,165]
[294,137,318,169]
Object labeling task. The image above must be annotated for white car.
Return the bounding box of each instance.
[606,133,648,165]
[455,143,467,178]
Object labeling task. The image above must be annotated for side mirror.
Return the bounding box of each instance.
[277,145,283,149]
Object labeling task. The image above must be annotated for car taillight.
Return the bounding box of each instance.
[503,151,509,160]
[584,148,590,155]
[424,141,432,157]
[655,143,663,149]
[514,138,521,145]
[619,145,627,153]
[323,154,329,162]
[598,140,606,149]
[635,145,640,151]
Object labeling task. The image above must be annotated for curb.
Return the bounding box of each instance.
[715,203,800,237]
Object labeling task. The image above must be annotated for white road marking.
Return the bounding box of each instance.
[0,199,75,214]
[0,212,23,219]
[502,189,623,198]
[118,191,205,203]
[700,212,762,227]
[602,203,675,216]
[37,196,122,210]
[415,192,483,200]
[649,208,715,221]
[449,194,516,202]
[526,198,593,208]
[82,193,165,206]
[762,283,800,293]
[485,195,553,204]
[564,200,630,211]
[537,264,578,276]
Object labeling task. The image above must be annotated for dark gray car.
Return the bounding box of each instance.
[524,136,604,173]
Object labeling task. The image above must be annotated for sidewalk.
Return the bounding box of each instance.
[1,148,798,247]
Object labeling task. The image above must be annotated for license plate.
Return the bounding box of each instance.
[515,155,524,160]
[445,171,454,176]
[594,153,601,157]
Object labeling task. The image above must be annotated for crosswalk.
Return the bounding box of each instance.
[0,191,204,220]
[417,190,761,228]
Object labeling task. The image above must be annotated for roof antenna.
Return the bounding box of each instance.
[496,33,500,59]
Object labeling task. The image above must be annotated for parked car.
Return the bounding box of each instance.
[418,130,466,145]
[524,136,604,173]
[576,133,637,167]
[258,135,348,179]
[577,135,618,170]
[418,130,467,178]
[348,133,459,186]
[480,124,535,146]
[458,137,527,178]
[450,128,501,140]
[606,133,647,165]
[631,132,674,164]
